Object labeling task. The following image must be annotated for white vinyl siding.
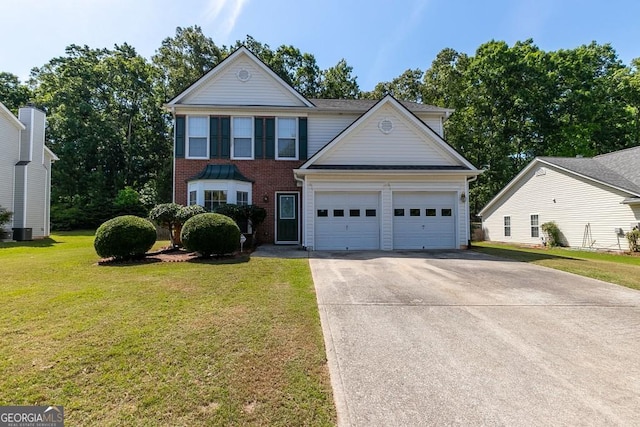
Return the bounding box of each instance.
[182,59,309,107]
[307,114,359,157]
[0,112,20,226]
[482,164,640,250]
[314,104,458,166]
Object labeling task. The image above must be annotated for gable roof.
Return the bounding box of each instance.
[165,47,314,108]
[479,146,640,216]
[298,95,478,173]
[0,101,26,130]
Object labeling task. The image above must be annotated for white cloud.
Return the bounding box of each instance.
[204,0,249,40]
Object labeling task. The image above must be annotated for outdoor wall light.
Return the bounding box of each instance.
[460,193,466,203]
[263,194,269,202]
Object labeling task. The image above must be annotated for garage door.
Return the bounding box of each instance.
[393,192,456,249]
[315,192,380,250]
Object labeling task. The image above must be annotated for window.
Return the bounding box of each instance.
[531,214,539,238]
[349,209,360,217]
[189,191,197,206]
[441,209,452,217]
[188,117,208,158]
[394,209,405,216]
[410,208,420,217]
[317,209,328,217]
[236,191,249,206]
[504,216,511,237]
[277,117,297,159]
[333,209,344,217]
[365,209,376,217]
[232,117,253,158]
[425,209,436,217]
[204,190,227,212]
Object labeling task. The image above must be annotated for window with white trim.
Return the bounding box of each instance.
[530,214,539,238]
[236,191,249,206]
[277,117,297,159]
[204,190,227,212]
[187,116,208,158]
[232,117,253,159]
[504,216,511,237]
[189,191,197,206]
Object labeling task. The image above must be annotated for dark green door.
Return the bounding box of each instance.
[276,193,299,243]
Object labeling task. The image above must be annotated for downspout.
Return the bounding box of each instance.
[170,106,176,203]
[294,173,306,249]
[466,175,479,246]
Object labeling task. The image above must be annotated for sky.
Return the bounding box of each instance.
[1,0,639,92]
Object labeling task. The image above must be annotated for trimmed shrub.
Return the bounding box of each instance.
[0,206,12,239]
[94,215,157,260]
[176,204,206,223]
[181,213,240,257]
[541,221,563,247]
[627,227,640,252]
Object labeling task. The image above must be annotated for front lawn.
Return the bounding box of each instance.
[0,232,336,426]
[472,241,640,290]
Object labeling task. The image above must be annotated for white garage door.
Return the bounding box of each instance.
[315,192,380,250]
[393,192,456,249]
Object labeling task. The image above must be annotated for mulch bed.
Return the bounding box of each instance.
[97,247,250,265]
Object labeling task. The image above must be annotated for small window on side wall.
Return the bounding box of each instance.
[530,214,539,238]
[504,216,511,237]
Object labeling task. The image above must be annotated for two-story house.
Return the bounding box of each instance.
[167,47,481,250]
[0,102,58,240]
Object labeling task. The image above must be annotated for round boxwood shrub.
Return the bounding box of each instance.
[94,215,157,260]
[181,213,240,257]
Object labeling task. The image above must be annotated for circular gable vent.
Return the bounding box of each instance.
[237,68,251,82]
[378,118,394,134]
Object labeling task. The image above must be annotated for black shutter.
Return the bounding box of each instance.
[254,118,264,159]
[221,117,231,159]
[265,118,275,159]
[299,117,308,160]
[210,117,219,158]
[175,115,185,158]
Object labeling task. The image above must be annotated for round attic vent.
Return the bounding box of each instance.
[378,118,394,134]
[237,68,251,82]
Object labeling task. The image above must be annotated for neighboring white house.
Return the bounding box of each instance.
[167,47,482,250]
[0,102,58,240]
[479,147,640,251]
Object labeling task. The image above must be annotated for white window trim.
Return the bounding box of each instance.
[231,116,254,160]
[185,116,209,159]
[530,213,540,238]
[187,180,252,207]
[275,117,298,160]
[503,215,511,237]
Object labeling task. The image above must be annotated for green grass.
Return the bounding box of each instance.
[472,241,640,290]
[0,232,336,426]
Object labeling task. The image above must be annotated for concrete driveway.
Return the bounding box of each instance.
[309,250,640,426]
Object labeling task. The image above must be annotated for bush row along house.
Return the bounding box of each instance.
[0,102,57,240]
[166,47,482,250]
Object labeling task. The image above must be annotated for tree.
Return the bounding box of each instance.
[319,59,360,99]
[152,26,223,101]
[31,44,171,228]
[0,72,32,113]
[363,68,424,102]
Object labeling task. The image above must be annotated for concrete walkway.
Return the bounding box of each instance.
[309,250,640,426]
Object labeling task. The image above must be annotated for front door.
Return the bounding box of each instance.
[276,193,299,243]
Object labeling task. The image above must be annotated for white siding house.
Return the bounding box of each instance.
[479,148,640,251]
[0,102,58,240]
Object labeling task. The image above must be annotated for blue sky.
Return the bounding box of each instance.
[1,0,639,91]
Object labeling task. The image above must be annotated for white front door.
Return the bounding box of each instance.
[393,192,456,249]
[314,192,380,250]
